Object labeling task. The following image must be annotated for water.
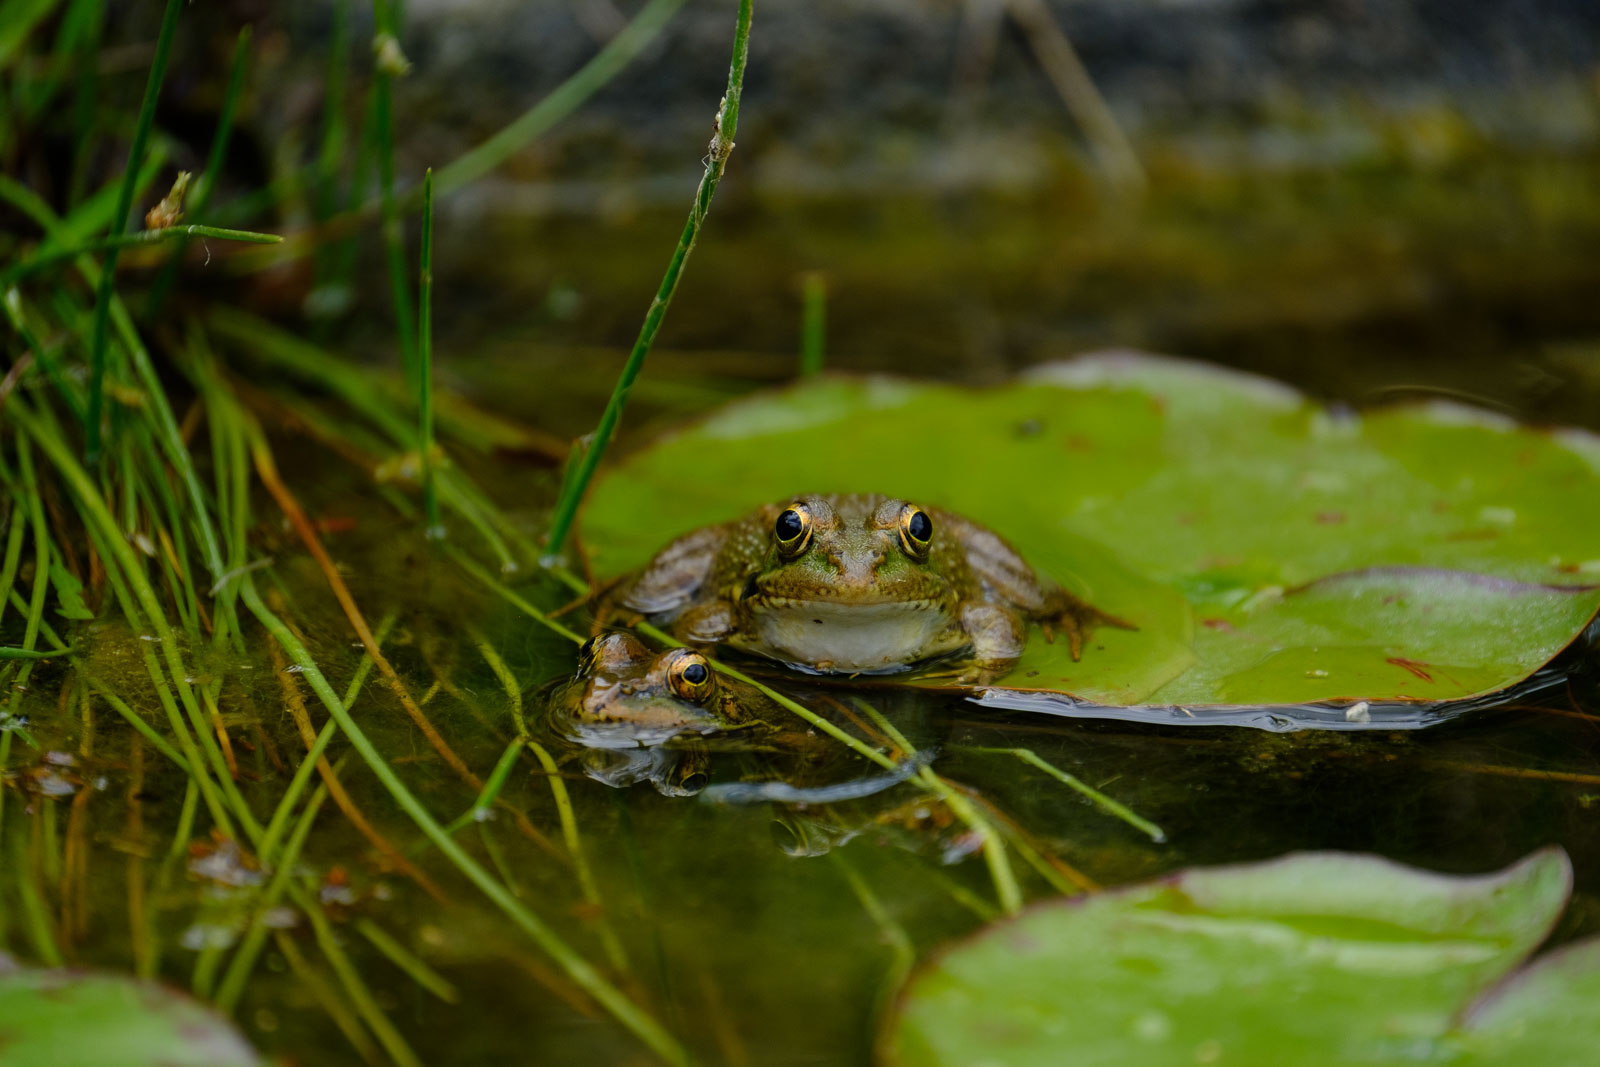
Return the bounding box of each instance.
[7,151,1600,1064]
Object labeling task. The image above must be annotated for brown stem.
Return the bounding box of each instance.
[269,642,448,901]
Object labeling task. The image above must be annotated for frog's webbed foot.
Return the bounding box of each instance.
[1042,596,1137,661]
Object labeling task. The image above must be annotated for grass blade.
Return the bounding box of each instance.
[84,0,183,464]
[418,168,440,534]
[543,0,755,557]
[238,578,690,1067]
[431,0,688,195]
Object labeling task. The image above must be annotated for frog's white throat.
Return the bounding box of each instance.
[738,598,962,674]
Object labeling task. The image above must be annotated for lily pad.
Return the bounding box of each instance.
[0,960,263,1067]
[582,353,1600,726]
[884,848,1595,1067]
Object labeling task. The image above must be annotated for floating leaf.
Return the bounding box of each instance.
[0,962,263,1067]
[582,354,1600,725]
[884,849,1588,1067]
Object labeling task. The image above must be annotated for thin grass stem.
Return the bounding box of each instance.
[214,781,331,1013]
[15,842,64,966]
[274,931,380,1065]
[444,739,524,835]
[432,0,687,194]
[371,0,417,378]
[847,699,1023,914]
[83,675,191,774]
[969,746,1166,842]
[543,0,755,557]
[354,918,460,1004]
[241,579,688,1067]
[5,225,280,286]
[84,0,183,464]
[829,851,914,1021]
[527,738,629,972]
[146,25,253,316]
[239,577,689,1066]
[799,271,826,376]
[417,168,439,534]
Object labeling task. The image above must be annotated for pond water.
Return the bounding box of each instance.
[7,6,1600,1059]
[7,288,1600,1062]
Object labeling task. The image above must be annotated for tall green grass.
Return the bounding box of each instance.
[0,2,1164,1062]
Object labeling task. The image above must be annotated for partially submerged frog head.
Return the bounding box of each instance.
[546,631,756,748]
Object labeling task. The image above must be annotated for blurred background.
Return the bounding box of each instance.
[55,0,1600,439]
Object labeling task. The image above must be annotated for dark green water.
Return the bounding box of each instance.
[7,445,1600,1066]
[7,150,1600,1064]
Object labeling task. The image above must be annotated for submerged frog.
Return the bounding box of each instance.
[546,631,773,745]
[544,630,919,798]
[545,631,789,795]
[615,493,1131,676]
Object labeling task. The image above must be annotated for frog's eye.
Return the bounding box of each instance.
[897,505,933,561]
[576,636,602,676]
[773,504,813,559]
[665,650,716,703]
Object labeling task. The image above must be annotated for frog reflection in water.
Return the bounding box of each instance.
[615,493,1132,677]
[546,631,819,796]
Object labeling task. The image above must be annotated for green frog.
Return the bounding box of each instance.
[546,631,771,744]
[544,630,924,798]
[545,630,788,795]
[613,493,1131,676]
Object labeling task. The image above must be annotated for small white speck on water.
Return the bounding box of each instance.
[1346,701,1372,724]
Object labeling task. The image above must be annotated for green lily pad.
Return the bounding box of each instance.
[0,961,263,1067]
[582,354,1600,725]
[884,848,1592,1067]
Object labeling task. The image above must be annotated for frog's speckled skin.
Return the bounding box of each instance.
[546,631,774,747]
[615,493,1131,676]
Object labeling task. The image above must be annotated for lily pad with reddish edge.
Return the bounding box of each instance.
[582,353,1600,728]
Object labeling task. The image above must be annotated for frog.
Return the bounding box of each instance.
[546,631,772,746]
[612,493,1132,677]
[544,630,789,795]
[543,629,923,798]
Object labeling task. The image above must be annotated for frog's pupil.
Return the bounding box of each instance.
[776,509,804,541]
[682,661,708,685]
[908,510,932,543]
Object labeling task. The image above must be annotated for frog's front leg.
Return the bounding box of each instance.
[960,601,1026,679]
[676,599,736,645]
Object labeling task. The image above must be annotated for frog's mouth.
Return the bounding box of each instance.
[738,595,965,673]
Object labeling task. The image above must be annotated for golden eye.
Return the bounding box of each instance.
[665,650,716,703]
[773,504,813,559]
[897,505,933,561]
